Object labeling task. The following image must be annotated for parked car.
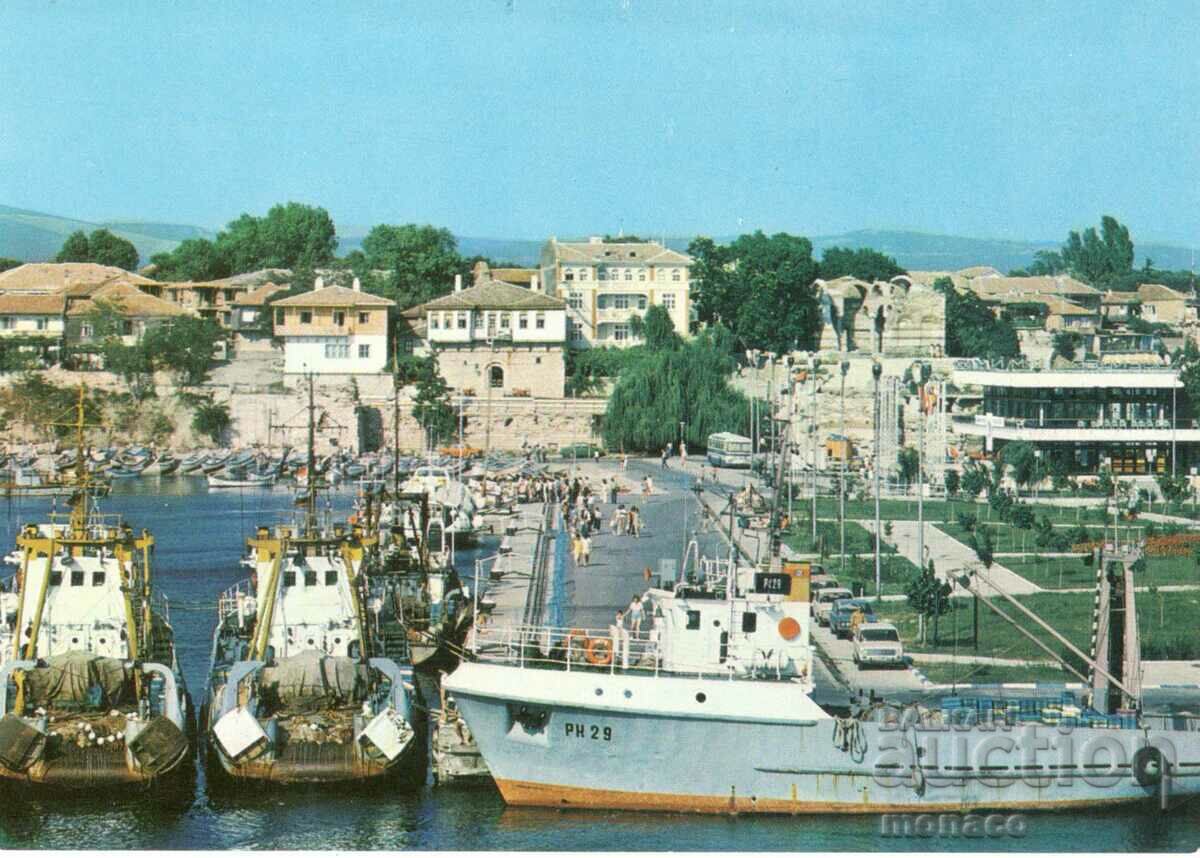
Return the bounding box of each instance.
[809,575,839,597]
[830,598,877,639]
[852,621,904,668]
[813,587,853,626]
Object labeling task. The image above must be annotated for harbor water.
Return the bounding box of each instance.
[0,477,1196,851]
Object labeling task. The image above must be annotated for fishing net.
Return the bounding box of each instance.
[259,651,368,714]
[23,653,132,708]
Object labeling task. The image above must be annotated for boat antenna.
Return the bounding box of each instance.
[305,371,318,535]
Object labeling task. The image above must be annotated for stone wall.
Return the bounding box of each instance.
[434,343,565,399]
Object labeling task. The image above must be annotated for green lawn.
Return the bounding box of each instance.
[810,496,1113,526]
[783,519,875,555]
[782,517,918,595]
[935,523,1113,555]
[875,590,1200,664]
[915,662,1074,686]
[1003,554,1200,590]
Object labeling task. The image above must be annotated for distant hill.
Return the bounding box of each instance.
[4,204,1196,275]
[0,204,214,265]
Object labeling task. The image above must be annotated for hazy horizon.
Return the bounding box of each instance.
[4,1,1199,246]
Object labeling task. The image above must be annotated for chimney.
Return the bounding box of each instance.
[530,274,539,292]
[313,275,325,292]
[454,274,463,292]
[352,276,361,292]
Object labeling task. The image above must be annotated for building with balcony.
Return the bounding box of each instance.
[539,237,691,348]
[273,278,394,374]
[951,363,1199,475]
[159,269,290,329]
[404,275,567,398]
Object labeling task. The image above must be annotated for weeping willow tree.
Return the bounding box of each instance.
[602,318,749,452]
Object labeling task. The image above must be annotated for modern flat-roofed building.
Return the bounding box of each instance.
[273,277,394,374]
[951,361,1200,475]
[539,237,691,348]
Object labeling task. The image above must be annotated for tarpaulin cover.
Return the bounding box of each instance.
[23,653,132,708]
[259,651,368,713]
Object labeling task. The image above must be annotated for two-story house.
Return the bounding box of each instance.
[405,276,567,398]
[538,237,692,348]
[273,277,394,374]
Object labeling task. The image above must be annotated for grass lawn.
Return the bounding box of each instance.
[782,518,918,595]
[935,523,1112,555]
[783,519,875,555]
[1003,554,1200,590]
[811,496,1114,526]
[874,590,1200,664]
[915,662,1074,686]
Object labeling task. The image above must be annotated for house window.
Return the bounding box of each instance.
[638,271,646,281]
[624,269,632,281]
[80,322,93,338]
[300,311,312,324]
[500,312,510,329]
[489,365,504,388]
[580,269,590,281]
[518,313,529,329]
[535,313,545,329]
[661,293,676,310]
[275,310,284,326]
[0,317,12,330]
[475,313,485,329]
[430,314,440,329]
[613,324,630,342]
[35,318,46,331]
[564,270,575,281]
[637,296,647,310]
[334,311,346,326]
[567,293,583,310]
[121,321,133,336]
[358,312,369,324]
[457,313,467,329]
[599,269,608,281]
[569,321,584,342]
[358,344,370,359]
[672,269,682,281]
[612,295,630,310]
[324,340,350,359]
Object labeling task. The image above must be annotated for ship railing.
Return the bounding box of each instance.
[471,622,773,681]
[217,578,255,620]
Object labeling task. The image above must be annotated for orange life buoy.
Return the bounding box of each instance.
[778,616,802,641]
[585,636,614,666]
[348,513,359,525]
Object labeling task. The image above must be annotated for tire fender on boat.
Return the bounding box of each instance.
[1133,745,1166,788]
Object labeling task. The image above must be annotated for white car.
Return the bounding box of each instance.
[812,587,853,626]
[852,622,905,668]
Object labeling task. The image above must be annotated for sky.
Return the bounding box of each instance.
[3,1,1200,244]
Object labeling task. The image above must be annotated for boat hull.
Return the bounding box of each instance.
[446,663,1200,815]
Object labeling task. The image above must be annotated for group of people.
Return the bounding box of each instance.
[660,441,688,469]
[608,594,660,669]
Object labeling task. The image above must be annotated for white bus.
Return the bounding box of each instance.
[706,432,753,468]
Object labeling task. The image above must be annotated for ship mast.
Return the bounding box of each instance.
[304,372,318,536]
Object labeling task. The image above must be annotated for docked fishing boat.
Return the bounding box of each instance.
[141,454,180,477]
[0,388,192,792]
[203,377,419,787]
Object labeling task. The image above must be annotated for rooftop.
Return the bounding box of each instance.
[232,282,289,307]
[0,293,65,315]
[968,275,1099,299]
[273,284,395,309]
[547,238,692,267]
[421,279,565,312]
[0,263,156,294]
[1137,283,1194,303]
[66,282,192,318]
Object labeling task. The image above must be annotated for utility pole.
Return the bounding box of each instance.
[872,359,883,596]
[915,361,930,579]
[840,358,849,575]
[810,354,818,543]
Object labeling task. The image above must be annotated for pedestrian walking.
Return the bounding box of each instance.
[571,530,583,565]
[680,442,687,466]
[629,505,641,538]
[628,595,645,633]
[622,453,629,471]
[580,534,591,566]
[661,446,670,469]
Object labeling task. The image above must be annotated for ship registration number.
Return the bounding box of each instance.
[564,722,612,741]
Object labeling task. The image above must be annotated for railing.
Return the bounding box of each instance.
[470,622,799,683]
[954,358,1176,374]
[217,578,254,622]
[954,415,1198,430]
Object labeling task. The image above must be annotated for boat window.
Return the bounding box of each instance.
[70,569,84,587]
[283,569,296,587]
[686,610,700,630]
[92,571,105,586]
[49,570,61,586]
[304,569,317,587]
[741,612,757,633]
[325,568,338,586]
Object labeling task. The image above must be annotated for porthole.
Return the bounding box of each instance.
[71,637,79,645]
[595,688,603,697]
[307,638,315,646]
[623,689,632,699]
[695,692,707,703]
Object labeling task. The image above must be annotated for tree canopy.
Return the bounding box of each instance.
[688,231,821,354]
[1061,216,1134,288]
[0,258,21,273]
[935,277,1020,362]
[602,323,748,452]
[56,229,139,271]
[150,202,336,281]
[407,353,456,447]
[360,224,463,309]
[818,246,905,282]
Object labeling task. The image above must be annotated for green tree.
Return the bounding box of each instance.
[141,317,223,385]
[905,560,951,644]
[687,231,821,353]
[361,224,462,309]
[934,278,1020,362]
[55,230,92,263]
[897,446,919,486]
[603,324,749,452]
[55,229,138,270]
[629,304,680,351]
[149,238,230,282]
[192,398,232,443]
[818,246,905,282]
[1051,331,1082,362]
[1061,216,1135,288]
[0,258,23,273]
[218,202,337,272]
[1000,441,1038,494]
[961,465,989,500]
[944,469,960,497]
[409,354,456,447]
[971,526,996,570]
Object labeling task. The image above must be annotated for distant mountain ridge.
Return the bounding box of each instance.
[2,204,1195,274]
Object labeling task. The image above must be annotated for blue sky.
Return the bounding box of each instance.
[2,1,1199,244]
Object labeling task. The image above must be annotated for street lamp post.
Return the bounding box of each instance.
[809,354,818,543]
[872,359,883,596]
[839,358,849,574]
[914,361,929,579]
